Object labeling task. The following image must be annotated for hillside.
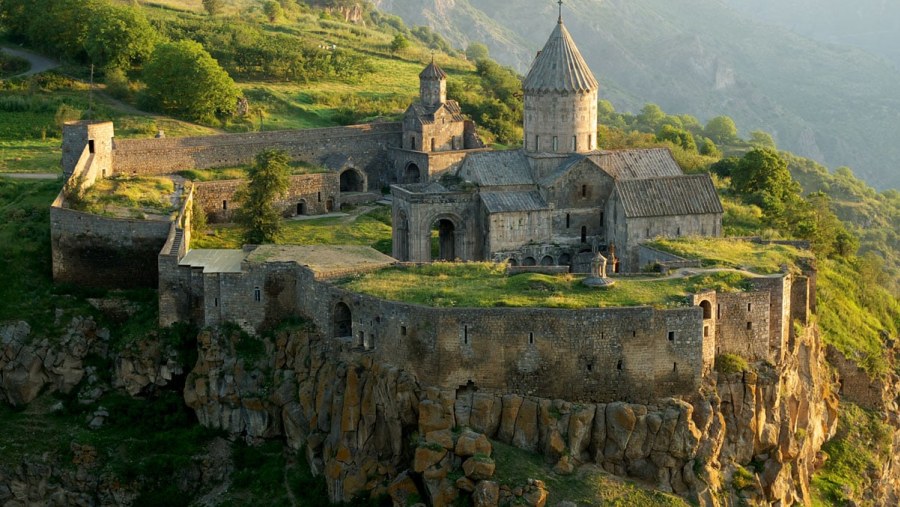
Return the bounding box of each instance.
[372,0,900,191]
[723,0,900,69]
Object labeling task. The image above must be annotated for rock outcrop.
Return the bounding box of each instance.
[0,318,108,407]
[184,319,838,505]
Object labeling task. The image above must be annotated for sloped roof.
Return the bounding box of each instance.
[419,61,447,80]
[596,149,683,180]
[615,174,724,218]
[459,150,533,187]
[481,191,548,213]
[523,21,598,93]
[408,100,466,124]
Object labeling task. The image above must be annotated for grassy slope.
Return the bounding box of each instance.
[648,237,811,274]
[491,440,688,506]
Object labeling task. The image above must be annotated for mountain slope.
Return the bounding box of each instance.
[372,0,900,191]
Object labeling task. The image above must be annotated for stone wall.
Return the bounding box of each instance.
[178,259,709,403]
[193,173,341,223]
[51,204,172,289]
[111,123,402,189]
[712,290,772,361]
[485,210,553,254]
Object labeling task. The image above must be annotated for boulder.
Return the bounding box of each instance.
[456,430,492,457]
[463,457,496,481]
[413,444,447,473]
[473,481,500,507]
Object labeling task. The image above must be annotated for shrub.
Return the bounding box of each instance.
[716,353,751,375]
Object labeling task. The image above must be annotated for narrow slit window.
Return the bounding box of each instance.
[253,287,261,302]
[572,135,577,151]
[587,363,593,372]
[667,331,675,341]
[746,322,753,330]
[566,213,570,228]
[528,332,534,345]
[582,184,587,197]
[464,325,468,345]
[747,303,752,312]
[552,136,558,152]
[617,359,623,370]
[704,326,709,337]
[214,297,218,307]
[401,326,407,336]
[223,200,228,210]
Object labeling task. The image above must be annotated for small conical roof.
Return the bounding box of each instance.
[523,21,598,93]
[419,61,447,80]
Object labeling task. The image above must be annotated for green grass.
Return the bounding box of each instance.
[816,259,899,377]
[491,440,688,506]
[811,403,893,505]
[77,176,177,218]
[192,204,393,253]
[649,237,811,275]
[340,262,752,309]
[0,139,62,173]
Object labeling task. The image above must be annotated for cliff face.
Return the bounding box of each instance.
[182,319,838,505]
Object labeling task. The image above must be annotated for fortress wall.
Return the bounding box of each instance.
[158,187,194,327]
[112,123,402,187]
[751,275,792,362]
[193,173,340,223]
[713,290,772,361]
[289,272,705,404]
[51,206,171,288]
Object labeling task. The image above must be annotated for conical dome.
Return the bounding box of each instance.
[419,61,447,80]
[523,22,598,93]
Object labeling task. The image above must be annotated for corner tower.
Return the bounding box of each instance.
[523,17,598,154]
[419,59,447,108]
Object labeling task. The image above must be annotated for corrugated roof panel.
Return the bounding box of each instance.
[616,174,724,217]
[460,150,533,187]
[481,191,549,213]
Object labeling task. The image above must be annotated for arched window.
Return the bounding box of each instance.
[700,300,712,319]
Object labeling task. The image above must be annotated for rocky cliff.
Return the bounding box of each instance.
[182,318,838,505]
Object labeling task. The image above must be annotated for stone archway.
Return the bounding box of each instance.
[297,200,307,216]
[333,302,352,338]
[433,219,456,261]
[339,168,365,193]
[700,300,712,320]
[522,257,537,266]
[540,255,554,266]
[405,163,421,183]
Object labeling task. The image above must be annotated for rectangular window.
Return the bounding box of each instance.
[223,200,228,210]
[572,135,577,151]
[747,322,753,330]
[254,287,261,302]
[88,140,95,153]
[747,303,752,312]
[317,192,321,202]
[668,331,675,341]
[401,326,407,336]
[535,135,540,151]
[704,326,709,337]
[552,136,559,152]
[529,332,534,345]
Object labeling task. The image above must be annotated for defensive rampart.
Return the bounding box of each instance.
[193,173,341,222]
[111,123,403,188]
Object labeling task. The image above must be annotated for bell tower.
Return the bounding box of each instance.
[419,58,447,108]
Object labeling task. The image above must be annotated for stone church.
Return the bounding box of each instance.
[390,18,723,272]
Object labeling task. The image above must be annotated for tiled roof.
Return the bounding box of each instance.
[523,22,598,93]
[459,150,533,187]
[480,191,548,213]
[408,100,466,124]
[615,174,724,218]
[419,61,447,80]
[595,148,683,180]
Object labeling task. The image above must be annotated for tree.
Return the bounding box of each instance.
[202,0,224,16]
[704,115,738,144]
[749,130,777,149]
[142,40,241,123]
[262,0,283,22]
[390,33,409,55]
[637,103,665,130]
[236,149,291,244]
[656,125,696,152]
[699,137,721,157]
[710,156,739,178]
[731,148,795,202]
[465,42,489,61]
[84,3,159,70]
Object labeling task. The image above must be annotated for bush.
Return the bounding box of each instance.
[715,354,751,375]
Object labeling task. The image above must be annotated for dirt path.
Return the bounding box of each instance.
[0,173,59,180]
[1,46,59,78]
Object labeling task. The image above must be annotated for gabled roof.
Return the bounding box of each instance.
[523,21,598,93]
[458,150,533,187]
[407,100,466,124]
[538,154,600,187]
[419,61,447,80]
[615,174,724,218]
[595,149,683,180]
[481,191,548,213]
